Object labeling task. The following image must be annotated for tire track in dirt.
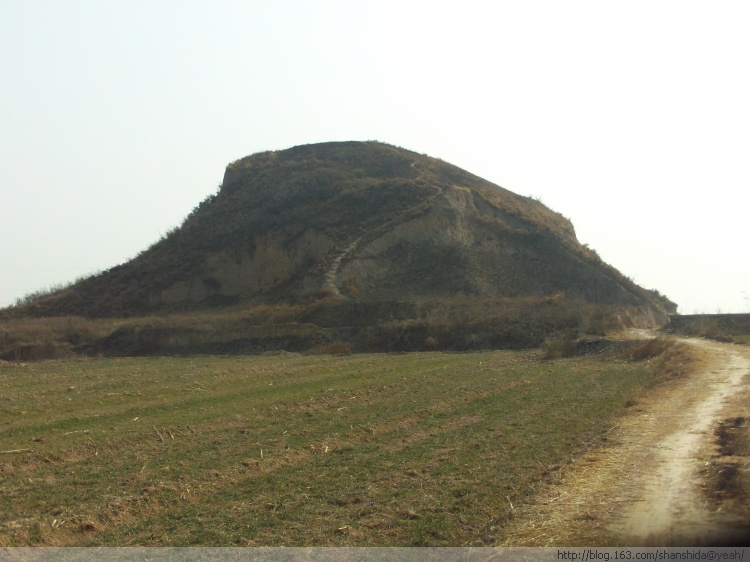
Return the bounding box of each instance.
[499,334,750,546]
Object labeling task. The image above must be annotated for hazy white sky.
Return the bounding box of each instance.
[1,0,748,313]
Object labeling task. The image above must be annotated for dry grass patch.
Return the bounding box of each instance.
[308,342,352,356]
[541,333,577,359]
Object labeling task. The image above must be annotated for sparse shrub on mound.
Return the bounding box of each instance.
[629,337,673,361]
[582,306,625,335]
[629,337,701,381]
[654,341,700,380]
[0,316,108,361]
[541,333,578,359]
[424,335,439,349]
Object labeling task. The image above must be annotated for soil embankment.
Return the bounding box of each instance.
[500,334,750,546]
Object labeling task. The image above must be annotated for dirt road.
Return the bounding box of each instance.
[499,335,750,546]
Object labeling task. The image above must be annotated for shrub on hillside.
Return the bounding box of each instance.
[541,333,578,359]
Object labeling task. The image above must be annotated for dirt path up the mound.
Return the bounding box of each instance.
[499,336,750,546]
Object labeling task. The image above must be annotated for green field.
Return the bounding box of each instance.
[1,348,663,546]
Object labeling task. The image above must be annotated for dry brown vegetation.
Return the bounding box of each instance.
[541,333,578,360]
[667,314,750,345]
[1,295,660,361]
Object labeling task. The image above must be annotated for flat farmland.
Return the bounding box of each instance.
[1,349,660,546]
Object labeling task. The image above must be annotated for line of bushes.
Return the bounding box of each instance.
[0,297,660,361]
